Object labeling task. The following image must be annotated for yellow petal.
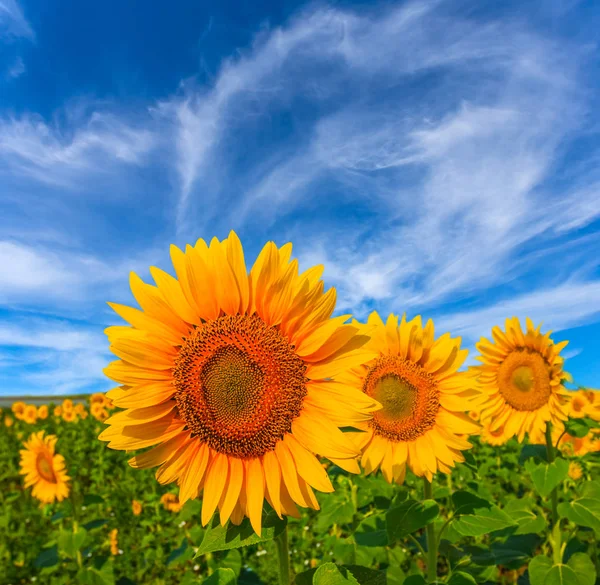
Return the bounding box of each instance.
[219,457,244,525]
[284,433,334,493]
[245,458,265,535]
[201,452,228,526]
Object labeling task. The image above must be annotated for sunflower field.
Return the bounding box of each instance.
[2,232,600,585]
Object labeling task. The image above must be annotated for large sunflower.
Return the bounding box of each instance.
[472,317,571,442]
[340,312,479,483]
[19,431,70,504]
[99,232,380,535]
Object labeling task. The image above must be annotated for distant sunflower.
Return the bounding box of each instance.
[23,405,37,424]
[160,492,182,513]
[568,390,589,419]
[91,403,108,421]
[132,500,142,516]
[62,399,74,413]
[342,312,479,483]
[568,461,583,481]
[19,431,70,504]
[109,529,119,555]
[12,401,26,420]
[99,232,380,535]
[472,317,571,442]
[62,410,77,423]
[90,393,105,405]
[5,416,14,427]
[480,422,507,446]
[559,432,600,457]
[53,406,62,417]
[37,405,49,420]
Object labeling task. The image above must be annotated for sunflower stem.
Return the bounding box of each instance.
[545,421,561,564]
[423,477,438,582]
[274,525,291,585]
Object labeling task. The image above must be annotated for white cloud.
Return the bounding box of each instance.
[0,0,34,41]
[5,55,25,79]
[0,110,156,187]
[435,280,600,342]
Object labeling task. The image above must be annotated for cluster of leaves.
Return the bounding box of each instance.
[1,410,600,585]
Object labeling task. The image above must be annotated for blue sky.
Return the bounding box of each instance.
[0,0,599,396]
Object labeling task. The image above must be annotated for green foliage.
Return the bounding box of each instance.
[2,407,600,585]
[529,552,596,585]
[525,458,570,498]
[386,499,439,543]
[558,481,600,534]
[196,508,288,555]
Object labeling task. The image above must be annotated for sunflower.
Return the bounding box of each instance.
[19,431,70,504]
[12,401,26,420]
[90,393,105,405]
[53,406,62,417]
[5,415,14,427]
[37,405,49,420]
[568,461,583,481]
[109,529,119,555]
[91,403,108,421]
[132,500,143,515]
[340,312,479,483]
[62,399,74,412]
[160,492,182,512]
[480,422,507,446]
[62,410,77,423]
[471,317,571,443]
[99,232,380,535]
[568,390,590,419]
[559,432,600,457]
[23,405,37,424]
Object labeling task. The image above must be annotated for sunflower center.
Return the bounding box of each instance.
[35,453,56,483]
[373,375,418,420]
[173,313,307,458]
[363,355,439,442]
[497,350,551,412]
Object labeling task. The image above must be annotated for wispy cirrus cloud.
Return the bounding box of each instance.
[0,0,34,41]
[0,109,157,188]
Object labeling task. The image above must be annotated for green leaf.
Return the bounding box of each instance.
[528,556,553,585]
[566,553,596,585]
[316,493,355,532]
[402,576,426,585]
[202,568,238,585]
[519,445,548,465]
[167,538,188,565]
[564,418,591,438]
[83,519,109,531]
[354,514,388,547]
[491,535,541,569]
[221,549,243,576]
[342,566,386,585]
[312,563,360,585]
[558,481,600,534]
[525,458,570,498]
[449,491,517,537]
[77,559,115,585]
[83,494,104,505]
[504,499,546,535]
[447,572,477,585]
[196,507,287,555]
[34,545,59,568]
[386,499,439,543]
[544,564,580,585]
[58,526,87,558]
